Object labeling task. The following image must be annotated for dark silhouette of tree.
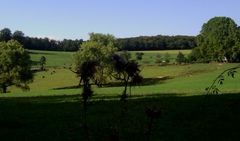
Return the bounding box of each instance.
[0,40,33,93]
[111,53,143,102]
[0,28,12,42]
[12,30,25,44]
[39,56,46,71]
[176,52,186,64]
[206,64,240,95]
[75,60,98,140]
[109,53,143,140]
[135,52,144,60]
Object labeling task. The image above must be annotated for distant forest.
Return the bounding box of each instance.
[117,35,196,50]
[0,28,83,51]
[0,28,196,51]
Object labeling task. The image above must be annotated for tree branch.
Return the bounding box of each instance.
[206,64,240,95]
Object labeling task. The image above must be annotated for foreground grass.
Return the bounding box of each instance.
[1,94,240,141]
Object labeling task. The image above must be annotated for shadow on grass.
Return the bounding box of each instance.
[28,51,57,55]
[53,76,173,90]
[52,85,81,90]
[31,60,40,66]
[1,93,240,141]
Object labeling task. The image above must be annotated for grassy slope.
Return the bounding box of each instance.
[29,50,74,67]
[2,50,239,97]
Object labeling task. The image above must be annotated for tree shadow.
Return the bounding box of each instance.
[1,93,240,141]
[53,76,173,90]
[28,51,56,55]
[31,60,40,66]
[52,85,81,90]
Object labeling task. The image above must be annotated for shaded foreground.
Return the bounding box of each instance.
[0,94,240,141]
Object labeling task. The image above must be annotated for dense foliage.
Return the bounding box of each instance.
[117,35,196,51]
[190,17,240,63]
[0,40,33,93]
[74,33,117,86]
[176,52,187,64]
[0,28,83,51]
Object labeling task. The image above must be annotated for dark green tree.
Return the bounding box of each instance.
[39,56,46,71]
[192,17,240,62]
[0,40,33,93]
[176,52,186,64]
[12,30,25,44]
[135,52,144,60]
[0,28,12,42]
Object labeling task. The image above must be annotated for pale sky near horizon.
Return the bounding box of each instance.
[0,0,239,40]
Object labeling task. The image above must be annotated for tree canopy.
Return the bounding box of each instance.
[74,33,117,86]
[191,17,240,62]
[0,40,33,93]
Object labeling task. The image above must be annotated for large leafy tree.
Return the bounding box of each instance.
[0,40,33,93]
[74,33,117,86]
[192,17,240,62]
[89,32,116,47]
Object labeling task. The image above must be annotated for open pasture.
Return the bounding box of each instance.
[1,50,239,97]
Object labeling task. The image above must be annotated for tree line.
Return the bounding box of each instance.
[0,28,197,51]
[0,28,83,51]
[117,35,196,51]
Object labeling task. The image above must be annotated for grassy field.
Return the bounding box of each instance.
[29,50,74,67]
[3,49,239,97]
[131,50,191,65]
[1,49,240,141]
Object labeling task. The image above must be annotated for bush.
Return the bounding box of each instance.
[176,52,186,64]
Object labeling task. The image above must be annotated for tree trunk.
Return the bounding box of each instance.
[2,84,7,93]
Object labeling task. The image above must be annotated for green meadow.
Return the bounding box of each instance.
[3,49,240,97]
[1,50,240,141]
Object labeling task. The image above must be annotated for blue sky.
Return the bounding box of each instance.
[0,0,239,40]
